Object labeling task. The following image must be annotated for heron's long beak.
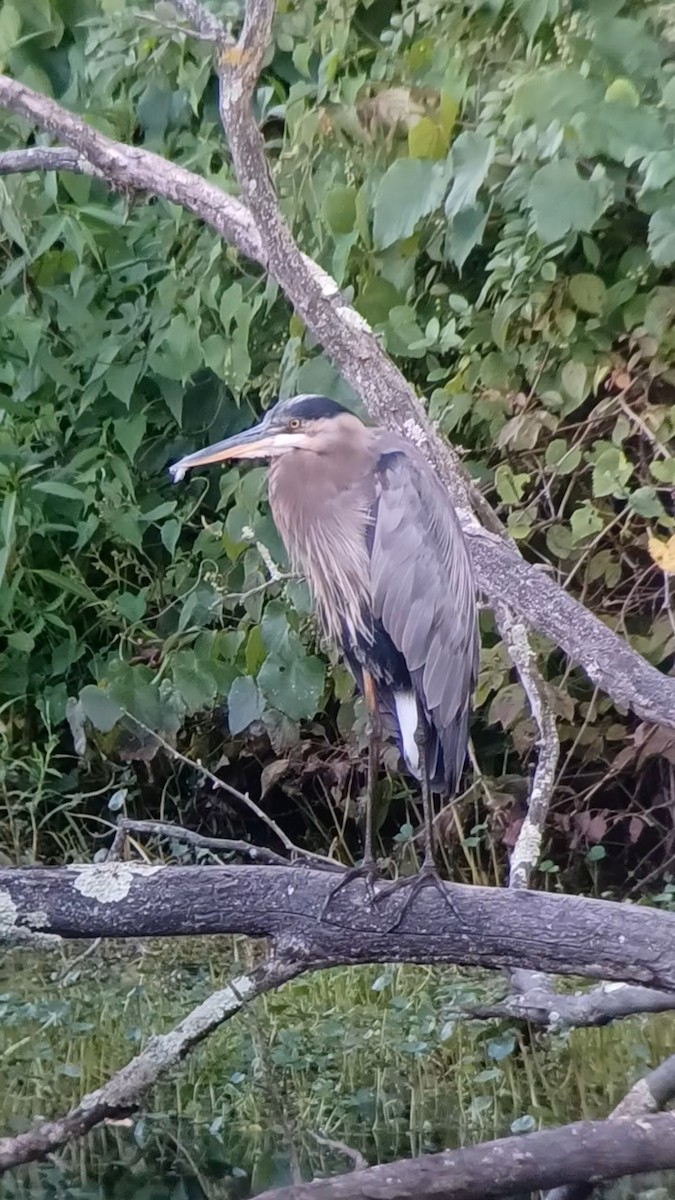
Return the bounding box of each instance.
[169,422,300,483]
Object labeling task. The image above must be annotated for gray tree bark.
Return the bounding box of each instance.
[4,863,675,990]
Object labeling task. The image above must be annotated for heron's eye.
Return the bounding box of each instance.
[288,418,301,430]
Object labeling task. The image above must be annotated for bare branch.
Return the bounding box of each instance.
[107,816,342,871]
[121,715,337,868]
[0,146,95,175]
[545,1052,675,1200]
[0,73,674,729]
[496,606,560,891]
[161,0,225,41]
[0,952,307,1173]
[0,75,264,261]
[257,1112,675,1200]
[4,864,675,991]
[466,978,675,1028]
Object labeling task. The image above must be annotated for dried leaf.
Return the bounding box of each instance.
[647,532,675,574]
[628,816,644,844]
[260,758,291,797]
[586,813,608,843]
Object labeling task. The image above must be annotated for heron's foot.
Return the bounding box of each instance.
[319,858,380,920]
[372,862,463,932]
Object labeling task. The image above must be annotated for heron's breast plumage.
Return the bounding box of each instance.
[267,441,376,649]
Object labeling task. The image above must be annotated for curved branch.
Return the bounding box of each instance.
[0,69,673,729]
[3,864,675,991]
[545,1053,675,1200]
[0,75,264,261]
[0,952,306,1173]
[255,1112,675,1200]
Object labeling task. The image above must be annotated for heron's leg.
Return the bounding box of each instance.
[361,669,382,868]
[319,671,381,918]
[415,717,436,869]
[373,711,464,931]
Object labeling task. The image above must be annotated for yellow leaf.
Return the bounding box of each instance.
[647,532,675,573]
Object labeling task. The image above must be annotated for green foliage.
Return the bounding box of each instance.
[1,0,674,863]
[4,946,675,1192]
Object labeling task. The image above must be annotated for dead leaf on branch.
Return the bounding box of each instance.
[647,532,675,574]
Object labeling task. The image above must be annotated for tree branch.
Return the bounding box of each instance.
[497,605,560,892]
[107,816,342,871]
[0,75,265,260]
[544,1052,675,1200]
[0,146,96,175]
[3,864,675,991]
[0,69,672,731]
[254,1113,675,1200]
[466,978,675,1028]
[0,951,307,1173]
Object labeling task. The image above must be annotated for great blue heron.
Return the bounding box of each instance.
[170,394,478,906]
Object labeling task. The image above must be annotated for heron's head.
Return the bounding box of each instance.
[168,394,358,482]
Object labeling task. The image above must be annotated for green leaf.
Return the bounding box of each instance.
[494,464,529,504]
[592,448,632,497]
[570,503,604,543]
[648,209,675,267]
[650,459,675,485]
[561,361,588,404]
[32,480,88,502]
[568,274,606,314]
[228,675,261,735]
[604,78,639,107]
[106,361,143,407]
[258,652,325,721]
[545,439,582,475]
[446,205,487,270]
[31,568,98,603]
[488,683,526,730]
[444,132,494,218]
[386,305,427,358]
[408,117,448,161]
[0,5,20,68]
[172,652,218,715]
[373,159,448,250]
[79,684,124,733]
[161,519,181,557]
[322,186,357,235]
[628,487,665,519]
[527,161,605,244]
[512,68,598,127]
[115,591,147,622]
[114,414,147,463]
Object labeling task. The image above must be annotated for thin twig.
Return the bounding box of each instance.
[164,0,226,41]
[105,816,344,872]
[492,602,560,1008]
[227,572,295,602]
[312,1131,368,1172]
[122,714,337,868]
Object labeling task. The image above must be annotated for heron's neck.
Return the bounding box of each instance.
[267,438,377,646]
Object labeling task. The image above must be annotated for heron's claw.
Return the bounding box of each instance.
[372,863,463,932]
[319,858,380,920]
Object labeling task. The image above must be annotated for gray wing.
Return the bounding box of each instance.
[370,443,478,792]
